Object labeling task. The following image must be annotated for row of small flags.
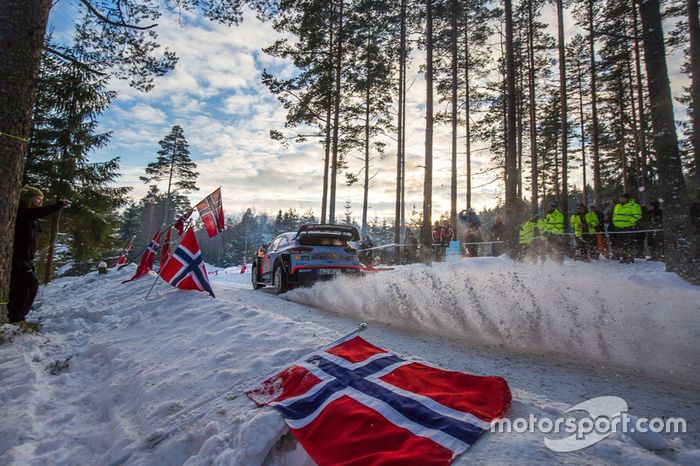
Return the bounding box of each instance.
[119,188,227,297]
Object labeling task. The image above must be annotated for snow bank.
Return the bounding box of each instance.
[0,266,333,466]
[286,258,700,385]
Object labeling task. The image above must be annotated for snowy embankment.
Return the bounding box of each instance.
[287,257,700,386]
[0,259,698,465]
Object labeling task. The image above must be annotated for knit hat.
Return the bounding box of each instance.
[20,186,43,206]
[549,201,558,208]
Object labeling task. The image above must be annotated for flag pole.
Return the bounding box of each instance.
[144,224,176,301]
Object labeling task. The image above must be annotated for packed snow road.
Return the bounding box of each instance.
[1,258,698,465]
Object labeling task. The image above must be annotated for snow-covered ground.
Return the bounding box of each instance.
[1,258,699,465]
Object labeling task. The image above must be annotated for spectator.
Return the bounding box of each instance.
[570,203,590,261]
[490,215,506,256]
[516,215,537,261]
[432,221,444,261]
[543,201,564,263]
[403,228,418,263]
[464,221,482,257]
[9,186,70,323]
[605,196,619,259]
[612,192,642,264]
[586,205,606,259]
[359,235,374,265]
[458,208,481,228]
[441,220,455,259]
[643,200,664,261]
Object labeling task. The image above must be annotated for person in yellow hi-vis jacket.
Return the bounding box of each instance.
[570,203,590,261]
[612,193,642,263]
[515,215,537,261]
[543,201,564,263]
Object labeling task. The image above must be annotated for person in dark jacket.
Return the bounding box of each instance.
[642,200,664,260]
[490,215,505,256]
[464,221,482,257]
[9,186,70,322]
[404,228,418,263]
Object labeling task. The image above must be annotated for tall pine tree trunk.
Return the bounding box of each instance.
[556,0,569,233]
[322,8,335,224]
[163,150,176,225]
[422,0,434,263]
[450,0,458,228]
[588,0,603,208]
[394,0,406,262]
[464,19,472,210]
[505,0,518,244]
[576,58,588,207]
[362,31,371,235]
[0,0,53,322]
[329,0,344,224]
[638,0,698,282]
[633,5,649,203]
[688,0,700,193]
[527,0,538,214]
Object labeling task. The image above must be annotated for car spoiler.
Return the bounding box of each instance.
[296,224,360,241]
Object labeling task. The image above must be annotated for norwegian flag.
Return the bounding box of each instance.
[174,209,193,236]
[159,228,215,297]
[122,231,160,283]
[113,236,134,267]
[160,228,172,267]
[195,188,225,238]
[240,258,247,274]
[248,336,511,466]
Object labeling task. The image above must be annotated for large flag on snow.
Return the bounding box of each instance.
[160,228,172,267]
[247,336,511,466]
[159,228,215,297]
[113,236,134,267]
[122,231,160,283]
[195,188,225,238]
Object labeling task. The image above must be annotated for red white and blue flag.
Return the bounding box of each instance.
[113,236,135,268]
[174,209,193,236]
[159,228,215,297]
[240,258,247,274]
[195,188,225,238]
[159,227,172,267]
[122,231,160,283]
[247,335,511,466]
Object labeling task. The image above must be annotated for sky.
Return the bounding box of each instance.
[47,1,691,223]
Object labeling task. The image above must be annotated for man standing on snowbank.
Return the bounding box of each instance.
[9,186,70,323]
[612,193,642,264]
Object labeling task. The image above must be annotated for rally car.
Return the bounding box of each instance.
[251,224,361,294]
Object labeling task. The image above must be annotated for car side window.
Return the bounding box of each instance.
[268,237,281,252]
[278,236,289,250]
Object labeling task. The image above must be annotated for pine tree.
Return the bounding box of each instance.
[25,40,130,279]
[141,125,198,225]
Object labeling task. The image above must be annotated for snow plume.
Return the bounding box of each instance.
[286,258,700,385]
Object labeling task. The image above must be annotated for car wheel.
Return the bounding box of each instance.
[252,262,263,290]
[273,264,287,295]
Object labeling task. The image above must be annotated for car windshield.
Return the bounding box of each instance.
[297,234,347,246]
